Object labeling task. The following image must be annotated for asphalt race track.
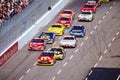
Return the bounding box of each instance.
[0,0,120,80]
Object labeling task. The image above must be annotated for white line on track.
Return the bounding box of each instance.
[59,36,62,39]
[94,63,98,67]
[85,36,88,40]
[26,68,31,74]
[80,42,84,47]
[102,16,105,19]
[69,55,74,60]
[57,69,62,75]
[33,61,37,65]
[105,11,109,15]
[94,25,98,29]
[47,48,50,51]
[99,56,103,61]
[19,76,24,80]
[113,2,116,5]
[63,62,68,67]
[108,43,111,48]
[75,49,79,52]
[52,76,56,80]
[112,37,115,41]
[90,31,94,35]
[53,42,56,45]
[117,75,120,80]
[103,49,107,54]
[88,70,93,75]
[109,6,113,10]
[116,32,119,35]
[65,30,67,33]
[98,20,102,24]
[85,78,88,80]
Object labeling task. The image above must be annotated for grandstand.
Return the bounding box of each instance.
[0,0,29,25]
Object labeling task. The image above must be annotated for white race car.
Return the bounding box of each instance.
[78,11,94,22]
[60,35,77,48]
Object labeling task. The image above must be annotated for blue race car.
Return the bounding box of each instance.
[38,32,55,43]
[69,25,85,37]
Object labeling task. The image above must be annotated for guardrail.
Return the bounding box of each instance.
[0,0,70,66]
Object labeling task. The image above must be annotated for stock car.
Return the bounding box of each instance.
[87,0,101,7]
[37,51,56,66]
[28,38,46,51]
[48,24,65,36]
[60,35,77,48]
[80,3,97,13]
[38,32,55,44]
[69,25,86,37]
[49,46,66,60]
[56,17,72,29]
[59,9,75,19]
[78,11,94,21]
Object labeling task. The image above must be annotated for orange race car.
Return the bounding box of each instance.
[59,9,75,19]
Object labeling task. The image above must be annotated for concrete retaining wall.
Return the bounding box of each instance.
[18,0,69,50]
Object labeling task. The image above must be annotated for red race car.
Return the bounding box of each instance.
[56,17,72,29]
[37,51,56,66]
[28,38,46,51]
[80,3,97,13]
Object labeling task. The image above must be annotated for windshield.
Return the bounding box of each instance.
[81,12,91,15]
[31,39,44,43]
[62,11,72,14]
[50,48,62,53]
[40,52,54,56]
[52,25,62,28]
[84,5,93,8]
[63,37,75,40]
[59,17,71,21]
[73,26,84,30]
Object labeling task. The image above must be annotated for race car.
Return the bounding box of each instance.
[37,52,56,66]
[60,35,77,48]
[59,9,75,19]
[56,17,72,29]
[80,4,97,13]
[69,25,86,37]
[78,11,94,21]
[28,38,46,51]
[38,32,55,44]
[49,46,66,60]
[87,0,101,7]
[48,24,65,36]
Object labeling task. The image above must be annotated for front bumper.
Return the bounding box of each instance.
[36,61,54,66]
[28,46,44,51]
[78,17,92,21]
[60,43,76,48]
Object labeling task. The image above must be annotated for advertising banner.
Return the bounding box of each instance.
[0,42,18,66]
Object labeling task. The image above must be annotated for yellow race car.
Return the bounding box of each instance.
[48,24,65,36]
[49,46,66,60]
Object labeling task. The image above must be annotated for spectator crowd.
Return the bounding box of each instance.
[0,0,30,25]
